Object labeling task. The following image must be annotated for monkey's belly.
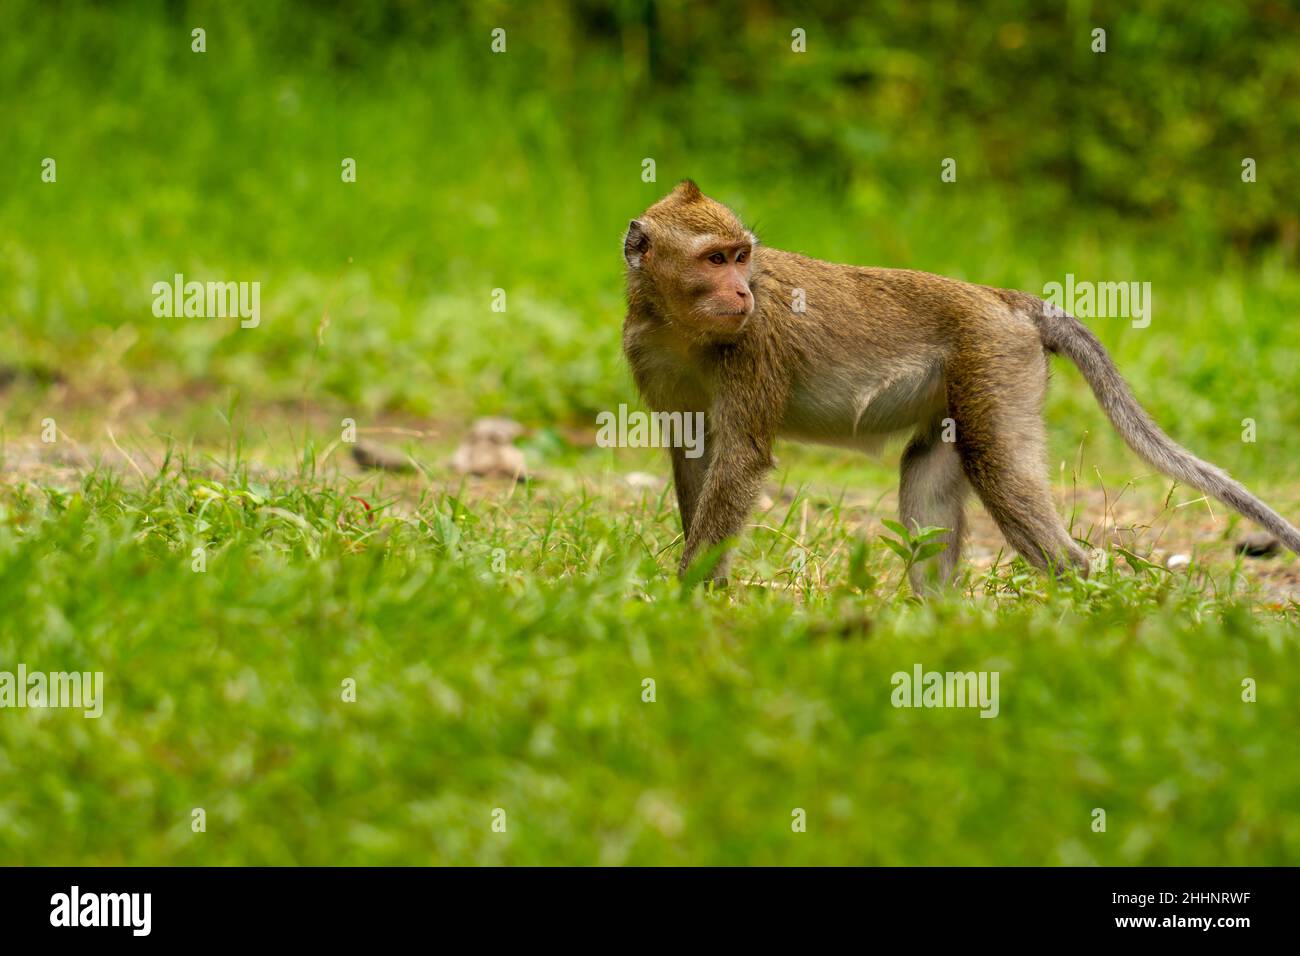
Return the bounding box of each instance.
[780,363,945,453]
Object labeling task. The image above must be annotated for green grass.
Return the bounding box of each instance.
[0,448,1297,865]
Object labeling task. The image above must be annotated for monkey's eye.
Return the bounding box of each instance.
[736,249,749,263]
[708,252,726,265]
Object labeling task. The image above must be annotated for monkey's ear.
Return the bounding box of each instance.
[624,219,650,268]
[675,179,702,201]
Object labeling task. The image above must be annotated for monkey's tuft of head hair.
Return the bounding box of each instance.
[673,179,703,202]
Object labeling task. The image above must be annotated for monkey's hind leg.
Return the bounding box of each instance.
[947,349,1088,579]
[898,417,969,594]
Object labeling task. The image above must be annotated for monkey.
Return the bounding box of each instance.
[621,180,1300,593]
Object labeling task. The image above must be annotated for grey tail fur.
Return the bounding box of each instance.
[1022,295,1300,555]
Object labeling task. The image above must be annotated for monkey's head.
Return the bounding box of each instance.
[624,180,757,329]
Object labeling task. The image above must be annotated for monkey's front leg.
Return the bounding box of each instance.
[669,440,710,540]
[678,438,772,584]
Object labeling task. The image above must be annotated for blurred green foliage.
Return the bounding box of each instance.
[1,0,1297,470]
[59,0,1292,246]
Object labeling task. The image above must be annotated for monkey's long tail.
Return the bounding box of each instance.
[1031,301,1300,554]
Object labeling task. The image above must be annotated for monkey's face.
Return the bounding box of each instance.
[624,180,757,330]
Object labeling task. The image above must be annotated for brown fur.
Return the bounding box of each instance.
[623,182,1300,590]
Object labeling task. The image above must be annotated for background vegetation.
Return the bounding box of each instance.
[0,0,1296,864]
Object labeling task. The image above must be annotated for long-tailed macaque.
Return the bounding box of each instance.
[622,180,1300,592]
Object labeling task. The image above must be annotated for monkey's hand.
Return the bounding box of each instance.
[678,541,732,588]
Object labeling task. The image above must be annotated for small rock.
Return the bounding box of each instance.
[1236,532,1280,558]
[449,417,527,479]
[467,417,524,445]
[351,441,415,473]
[1166,553,1191,571]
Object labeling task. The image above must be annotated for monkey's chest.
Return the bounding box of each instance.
[630,340,712,412]
[781,361,945,452]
